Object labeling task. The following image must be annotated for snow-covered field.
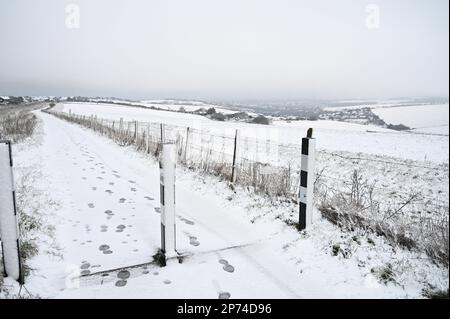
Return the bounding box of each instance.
[58,102,449,164]
[1,110,448,299]
[372,104,449,135]
[139,99,238,115]
[53,102,449,219]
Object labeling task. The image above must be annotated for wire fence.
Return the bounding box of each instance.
[44,109,449,211]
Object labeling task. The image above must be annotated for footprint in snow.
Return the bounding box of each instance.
[117,270,130,280]
[178,216,195,225]
[119,198,126,203]
[219,292,231,299]
[218,259,228,265]
[116,225,125,232]
[80,262,90,270]
[189,236,200,247]
[223,264,235,273]
[154,207,161,214]
[218,259,235,273]
[115,280,127,287]
[88,203,95,208]
[99,244,110,251]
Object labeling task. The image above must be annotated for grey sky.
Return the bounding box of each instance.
[0,0,448,100]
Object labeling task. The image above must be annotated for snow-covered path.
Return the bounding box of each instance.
[19,111,321,298]
[14,111,444,299]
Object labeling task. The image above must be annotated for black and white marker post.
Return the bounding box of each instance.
[298,128,316,231]
[159,143,177,262]
[0,140,24,284]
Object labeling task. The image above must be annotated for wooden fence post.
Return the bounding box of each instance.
[231,129,240,183]
[119,117,124,138]
[135,120,138,143]
[146,124,151,153]
[112,120,115,138]
[160,123,166,144]
[184,127,190,164]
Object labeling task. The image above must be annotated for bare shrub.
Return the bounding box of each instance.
[0,111,37,142]
[15,168,59,269]
[317,169,449,266]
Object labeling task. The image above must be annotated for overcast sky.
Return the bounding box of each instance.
[0,0,448,100]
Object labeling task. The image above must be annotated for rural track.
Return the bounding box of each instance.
[27,111,320,298]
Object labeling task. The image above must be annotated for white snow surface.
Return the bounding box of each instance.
[1,111,447,299]
[372,104,449,135]
[58,102,449,163]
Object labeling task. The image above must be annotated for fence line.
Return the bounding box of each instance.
[43,109,448,210]
[319,173,448,206]
[318,150,446,171]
